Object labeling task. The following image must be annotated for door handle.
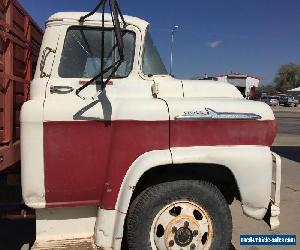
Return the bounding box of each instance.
[50,85,74,94]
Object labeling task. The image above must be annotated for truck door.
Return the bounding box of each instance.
[42,24,170,209]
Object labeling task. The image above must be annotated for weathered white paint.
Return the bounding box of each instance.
[115,146,272,217]
[94,208,126,249]
[153,75,184,98]
[182,79,243,98]
[115,150,172,213]
[43,97,169,122]
[20,100,45,208]
[35,206,97,241]
[21,22,62,209]
[47,12,149,32]
[32,24,62,98]
[152,76,244,99]
[171,146,273,219]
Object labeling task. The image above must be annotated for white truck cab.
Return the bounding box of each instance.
[21,5,281,250]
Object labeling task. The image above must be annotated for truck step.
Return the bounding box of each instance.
[31,237,103,250]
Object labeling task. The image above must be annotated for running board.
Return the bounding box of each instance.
[31,237,101,250]
[34,206,98,246]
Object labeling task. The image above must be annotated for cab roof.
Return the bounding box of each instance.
[47,12,149,30]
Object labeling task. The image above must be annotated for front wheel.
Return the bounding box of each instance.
[126,180,232,250]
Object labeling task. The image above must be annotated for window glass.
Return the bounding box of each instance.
[58,27,135,78]
[142,30,168,76]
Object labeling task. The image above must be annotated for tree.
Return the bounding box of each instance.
[255,86,263,100]
[255,85,277,100]
[274,63,300,92]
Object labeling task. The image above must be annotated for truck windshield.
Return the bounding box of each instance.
[58,27,135,79]
[142,30,168,76]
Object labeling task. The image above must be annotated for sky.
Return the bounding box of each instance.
[19,0,300,85]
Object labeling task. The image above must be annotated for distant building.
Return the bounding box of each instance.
[215,73,260,98]
[199,73,260,98]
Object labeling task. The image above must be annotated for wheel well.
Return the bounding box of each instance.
[121,163,239,249]
[130,163,240,205]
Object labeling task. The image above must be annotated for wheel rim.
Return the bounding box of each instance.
[150,201,213,250]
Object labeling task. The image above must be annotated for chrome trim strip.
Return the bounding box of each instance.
[175,108,262,121]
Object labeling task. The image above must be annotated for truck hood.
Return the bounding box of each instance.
[153,76,274,121]
[182,79,243,98]
[153,76,243,99]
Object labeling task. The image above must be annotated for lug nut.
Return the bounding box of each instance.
[184,221,189,227]
[169,240,174,247]
[172,226,177,234]
[190,243,196,249]
[193,230,198,236]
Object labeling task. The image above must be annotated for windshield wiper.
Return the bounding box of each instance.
[76,0,126,100]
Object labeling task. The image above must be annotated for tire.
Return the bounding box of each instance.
[126,180,232,250]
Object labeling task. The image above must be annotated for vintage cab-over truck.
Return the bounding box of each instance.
[20,2,281,249]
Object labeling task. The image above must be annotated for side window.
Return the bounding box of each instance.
[142,31,168,76]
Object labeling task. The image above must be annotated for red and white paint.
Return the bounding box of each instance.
[20,12,281,248]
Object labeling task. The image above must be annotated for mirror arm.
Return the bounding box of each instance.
[76,0,126,99]
[79,0,107,22]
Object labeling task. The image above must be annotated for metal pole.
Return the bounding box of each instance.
[170,25,178,76]
[170,31,174,75]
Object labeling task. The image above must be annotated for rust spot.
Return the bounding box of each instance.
[79,80,88,85]
[31,237,101,249]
